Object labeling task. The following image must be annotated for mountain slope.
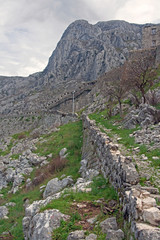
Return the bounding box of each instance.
[0,20,144,118]
[44,20,142,83]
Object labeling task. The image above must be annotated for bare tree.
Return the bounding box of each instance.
[126,49,156,104]
[101,64,130,117]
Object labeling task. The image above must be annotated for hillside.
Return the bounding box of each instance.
[0,20,143,119]
[0,19,160,240]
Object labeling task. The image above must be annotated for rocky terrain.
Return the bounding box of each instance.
[0,19,160,240]
[0,20,143,118]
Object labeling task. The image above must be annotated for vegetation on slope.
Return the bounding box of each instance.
[0,120,83,239]
[89,110,160,187]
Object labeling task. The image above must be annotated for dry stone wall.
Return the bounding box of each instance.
[82,115,160,239]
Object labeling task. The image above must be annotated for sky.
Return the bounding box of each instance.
[0,0,160,77]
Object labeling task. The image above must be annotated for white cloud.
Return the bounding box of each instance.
[115,0,160,24]
[0,0,159,76]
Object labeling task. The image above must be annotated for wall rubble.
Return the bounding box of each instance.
[81,115,160,239]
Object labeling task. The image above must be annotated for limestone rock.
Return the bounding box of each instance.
[142,197,157,209]
[67,230,85,240]
[23,209,70,240]
[143,207,160,226]
[134,222,160,240]
[100,217,118,233]
[43,176,73,198]
[59,148,68,159]
[0,206,8,219]
[86,233,97,240]
[106,229,124,240]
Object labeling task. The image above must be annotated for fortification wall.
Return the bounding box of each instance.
[81,115,160,239]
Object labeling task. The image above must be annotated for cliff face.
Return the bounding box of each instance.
[44,20,142,83]
[0,20,143,117]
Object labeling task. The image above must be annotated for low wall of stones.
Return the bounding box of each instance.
[81,115,160,239]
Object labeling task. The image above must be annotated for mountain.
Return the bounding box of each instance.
[44,20,142,83]
[0,20,144,119]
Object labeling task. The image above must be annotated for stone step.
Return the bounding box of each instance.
[141,186,159,194]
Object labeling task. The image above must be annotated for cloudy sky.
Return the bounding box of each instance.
[0,0,160,76]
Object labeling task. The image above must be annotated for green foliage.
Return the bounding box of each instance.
[122,98,132,106]
[34,121,83,180]
[48,176,118,240]
[89,111,137,150]
[139,177,147,186]
[10,153,20,160]
[0,141,14,156]
[0,186,42,240]
[12,131,30,140]
[89,111,160,169]
[41,176,118,213]
[52,218,82,240]
[0,120,83,239]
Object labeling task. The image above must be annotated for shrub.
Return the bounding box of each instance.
[32,157,67,187]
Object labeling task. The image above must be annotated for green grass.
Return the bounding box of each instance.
[52,216,82,240]
[0,140,14,156]
[0,186,42,240]
[89,111,138,150]
[89,111,160,168]
[34,120,83,180]
[41,176,118,213]
[0,130,31,157]
[0,120,83,239]
[12,131,31,140]
[40,175,118,240]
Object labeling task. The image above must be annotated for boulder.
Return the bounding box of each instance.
[5,168,15,182]
[134,223,160,240]
[59,148,68,159]
[67,230,85,240]
[143,207,160,226]
[86,233,97,240]
[0,206,8,219]
[142,197,157,209]
[23,209,70,240]
[100,217,118,233]
[43,178,62,198]
[43,176,73,199]
[106,229,124,240]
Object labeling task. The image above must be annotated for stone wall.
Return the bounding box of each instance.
[81,115,160,239]
[142,24,160,49]
[156,45,160,66]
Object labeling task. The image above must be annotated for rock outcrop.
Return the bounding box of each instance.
[0,20,143,123]
[23,209,70,240]
[81,114,160,239]
[43,176,73,198]
[123,104,160,129]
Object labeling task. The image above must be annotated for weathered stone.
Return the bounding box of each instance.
[61,176,74,188]
[143,207,160,226]
[87,215,98,224]
[0,206,8,219]
[142,197,157,209]
[106,229,124,240]
[43,176,73,199]
[67,230,85,240]
[100,217,118,233]
[134,223,160,240]
[59,148,68,159]
[86,233,97,240]
[5,202,16,207]
[23,209,70,240]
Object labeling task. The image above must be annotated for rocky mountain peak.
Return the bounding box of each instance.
[0,19,143,119]
[44,19,142,83]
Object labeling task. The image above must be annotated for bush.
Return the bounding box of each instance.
[32,157,67,187]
